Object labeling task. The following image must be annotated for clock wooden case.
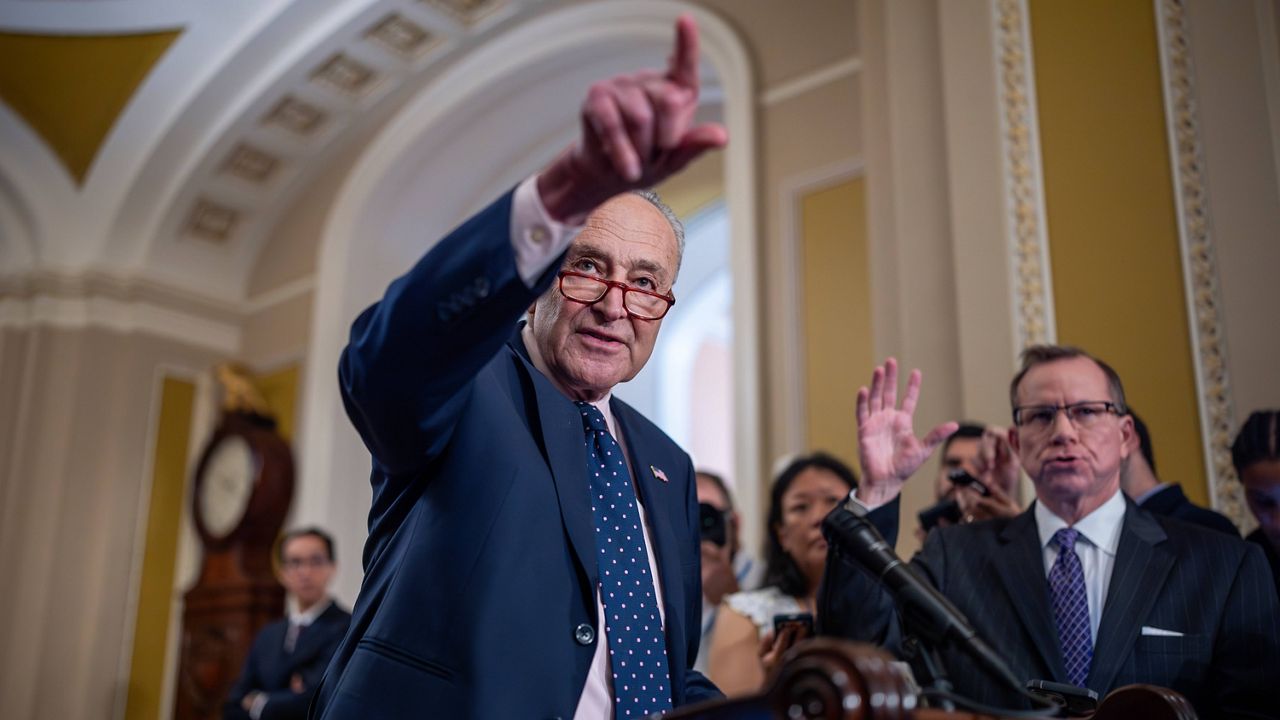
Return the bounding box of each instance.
[175,410,294,720]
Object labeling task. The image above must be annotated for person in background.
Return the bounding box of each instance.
[224,528,350,720]
[695,471,764,674]
[1121,409,1237,535]
[918,422,1023,540]
[707,453,857,697]
[821,348,1279,715]
[1232,410,1280,599]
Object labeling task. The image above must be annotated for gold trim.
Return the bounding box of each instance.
[1156,0,1248,529]
[995,0,1055,350]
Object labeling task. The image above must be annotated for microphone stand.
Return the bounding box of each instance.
[901,635,955,711]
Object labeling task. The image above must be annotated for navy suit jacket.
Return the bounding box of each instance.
[1138,483,1238,536]
[820,497,1280,718]
[224,603,351,720]
[312,191,719,718]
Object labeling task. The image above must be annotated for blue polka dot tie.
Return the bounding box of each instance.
[1049,528,1093,687]
[575,402,673,716]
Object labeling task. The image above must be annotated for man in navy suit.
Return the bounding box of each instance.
[224,528,351,720]
[311,15,726,719]
[820,347,1280,717]
[1121,409,1237,535]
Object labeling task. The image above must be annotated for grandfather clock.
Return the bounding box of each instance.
[175,365,294,720]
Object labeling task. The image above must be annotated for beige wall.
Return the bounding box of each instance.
[0,326,218,719]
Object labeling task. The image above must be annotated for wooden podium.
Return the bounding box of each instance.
[666,639,1198,720]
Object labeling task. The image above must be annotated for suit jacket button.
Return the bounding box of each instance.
[574,623,595,645]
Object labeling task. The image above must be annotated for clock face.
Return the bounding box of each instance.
[199,435,256,538]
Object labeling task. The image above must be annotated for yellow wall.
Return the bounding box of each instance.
[255,364,302,442]
[125,376,195,720]
[0,31,180,183]
[802,177,872,473]
[1030,0,1207,501]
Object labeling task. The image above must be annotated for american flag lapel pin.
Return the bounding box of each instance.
[650,465,669,483]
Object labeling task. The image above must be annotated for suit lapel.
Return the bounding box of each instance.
[507,333,598,596]
[612,401,687,660]
[993,507,1067,681]
[1087,502,1172,692]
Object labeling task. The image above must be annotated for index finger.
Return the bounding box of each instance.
[667,14,700,90]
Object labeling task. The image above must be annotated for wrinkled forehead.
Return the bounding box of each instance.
[1014,357,1112,404]
[572,195,680,275]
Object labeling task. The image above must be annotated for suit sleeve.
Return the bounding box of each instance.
[222,632,266,720]
[338,189,565,478]
[818,497,944,657]
[1207,543,1280,717]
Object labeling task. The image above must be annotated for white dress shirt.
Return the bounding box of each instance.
[1034,490,1126,643]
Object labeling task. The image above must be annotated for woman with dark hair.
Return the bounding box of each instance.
[705,452,857,696]
[1232,410,1280,599]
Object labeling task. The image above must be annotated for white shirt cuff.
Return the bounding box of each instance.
[248,693,268,720]
[511,175,583,287]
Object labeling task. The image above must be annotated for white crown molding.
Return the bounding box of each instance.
[761,56,862,107]
[0,294,240,355]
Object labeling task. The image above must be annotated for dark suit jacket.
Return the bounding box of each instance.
[820,497,1280,718]
[1138,483,1238,536]
[311,191,718,718]
[1247,528,1280,601]
[224,603,351,720]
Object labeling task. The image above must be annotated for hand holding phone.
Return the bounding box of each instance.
[771,612,814,640]
[947,468,991,496]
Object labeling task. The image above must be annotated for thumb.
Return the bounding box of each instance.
[922,421,960,454]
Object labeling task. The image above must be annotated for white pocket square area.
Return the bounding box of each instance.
[1141,626,1184,637]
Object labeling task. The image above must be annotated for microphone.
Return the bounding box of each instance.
[822,496,1026,693]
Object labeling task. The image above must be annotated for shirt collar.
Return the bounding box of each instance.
[290,597,332,627]
[1134,481,1173,505]
[1035,488,1126,556]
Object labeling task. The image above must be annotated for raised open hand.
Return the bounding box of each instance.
[855,358,958,508]
[537,14,728,223]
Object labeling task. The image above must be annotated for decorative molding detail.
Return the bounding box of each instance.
[261,95,328,138]
[993,0,1056,351]
[760,57,862,107]
[220,143,280,185]
[365,13,438,60]
[311,53,380,97]
[1155,0,1246,528]
[185,198,240,243]
[0,295,240,355]
[422,0,506,27]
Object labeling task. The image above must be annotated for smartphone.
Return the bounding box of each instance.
[1025,679,1098,716]
[918,498,963,531]
[699,503,728,547]
[947,468,991,497]
[772,612,814,640]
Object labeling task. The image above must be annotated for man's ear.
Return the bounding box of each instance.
[1118,414,1135,458]
[1007,425,1020,454]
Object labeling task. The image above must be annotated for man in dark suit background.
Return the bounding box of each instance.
[1121,409,1238,535]
[224,528,350,720]
[820,346,1280,717]
[311,15,726,719]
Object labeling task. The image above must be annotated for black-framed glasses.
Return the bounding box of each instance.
[1012,401,1124,432]
[558,270,675,320]
[281,555,331,572]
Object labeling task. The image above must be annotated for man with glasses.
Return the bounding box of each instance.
[224,528,350,720]
[313,15,725,719]
[820,345,1279,715]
